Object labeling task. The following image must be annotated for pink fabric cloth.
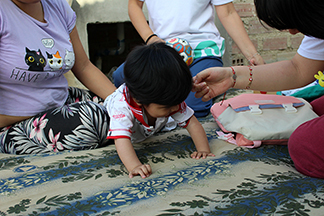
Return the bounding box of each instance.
[288,95,324,179]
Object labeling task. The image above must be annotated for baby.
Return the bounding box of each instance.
[104,43,214,178]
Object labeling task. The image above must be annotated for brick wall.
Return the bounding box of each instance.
[231,0,304,66]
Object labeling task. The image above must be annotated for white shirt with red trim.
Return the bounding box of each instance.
[104,84,194,143]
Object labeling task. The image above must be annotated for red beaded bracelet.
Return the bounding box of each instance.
[230,66,237,88]
[246,66,253,89]
[221,67,236,105]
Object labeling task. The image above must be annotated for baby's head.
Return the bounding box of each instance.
[124,42,192,108]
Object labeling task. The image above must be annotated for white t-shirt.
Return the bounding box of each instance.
[297,36,324,61]
[141,0,232,59]
[104,84,194,143]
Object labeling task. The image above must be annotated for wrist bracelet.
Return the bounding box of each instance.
[230,66,237,88]
[145,33,157,44]
[246,66,253,89]
[221,66,236,106]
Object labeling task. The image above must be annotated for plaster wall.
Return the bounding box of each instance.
[71,0,148,56]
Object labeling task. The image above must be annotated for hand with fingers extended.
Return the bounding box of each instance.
[185,115,215,160]
[129,164,152,179]
[191,151,215,159]
[115,138,153,179]
[192,67,233,102]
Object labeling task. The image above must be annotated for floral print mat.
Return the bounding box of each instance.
[1,91,324,216]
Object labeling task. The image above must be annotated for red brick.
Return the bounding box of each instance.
[232,39,258,55]
[261,53,276,64]
[234,3,255,17]
[263,37,287,50]
[248,20,273,35]
[251,39,258,49]
[291,35,304,49]
[231,43,241,54]
[277,52,296,61]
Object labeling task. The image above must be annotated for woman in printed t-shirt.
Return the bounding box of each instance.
[0,0,116,154]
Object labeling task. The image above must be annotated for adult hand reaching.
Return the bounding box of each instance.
[192,67,234,102]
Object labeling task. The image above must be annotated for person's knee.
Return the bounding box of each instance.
[310,95,324,116]
[288,117,324,179]
[192,101,212,118]
[112,63,125,87]
[84,101,108,115]
[185,92,212,117]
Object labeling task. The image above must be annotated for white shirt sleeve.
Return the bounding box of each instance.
[211,0,233,6]
[104,85,134,140]
[297,36,324,61]
[171,102,194,127]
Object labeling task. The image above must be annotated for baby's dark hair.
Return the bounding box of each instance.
[254,0,324,40]
[124,42,192,106]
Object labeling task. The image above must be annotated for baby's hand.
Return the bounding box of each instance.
[191,151,215,159]
[129,164,152,179]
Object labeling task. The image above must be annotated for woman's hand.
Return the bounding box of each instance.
[192,67,233,101]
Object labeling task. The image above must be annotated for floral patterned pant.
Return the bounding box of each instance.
[0,87,112,154]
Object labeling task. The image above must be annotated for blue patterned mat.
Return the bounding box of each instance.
[1,114,324,216]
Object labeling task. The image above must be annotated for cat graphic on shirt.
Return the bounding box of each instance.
[25,47,46,71]
[47,51,63,71]
[64,49,75,70]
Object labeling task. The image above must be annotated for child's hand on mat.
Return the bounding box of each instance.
[191,151,215,159]
[129,164,152,179]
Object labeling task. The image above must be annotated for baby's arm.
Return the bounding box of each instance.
[115,138,152,178]
[185,116,215,159]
